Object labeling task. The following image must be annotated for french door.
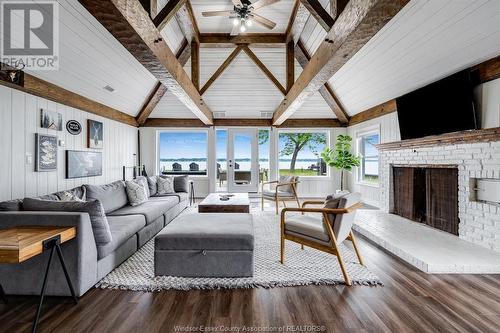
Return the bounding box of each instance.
[227,128,259,193]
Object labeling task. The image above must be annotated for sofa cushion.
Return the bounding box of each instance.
[150,192,188,204]
[0,199,23,211]
[147,176,158,196]
[125,179,149,206]
[22,197,112,245]
[156,213,254,251]
[85,181,128,213]
[108,199,175,225]
[285,215,330,243]
[262,190,295,198]
[324,191,349,225]
[174,175,189,193]
[97,215,146,259]
[278,175,297,193]
[157,176,174,194]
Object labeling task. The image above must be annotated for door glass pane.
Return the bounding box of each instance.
[233,132,252,185]
[258,129,270,183]
[216,130,227,191]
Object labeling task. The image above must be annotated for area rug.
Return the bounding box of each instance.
[96,209,382,291]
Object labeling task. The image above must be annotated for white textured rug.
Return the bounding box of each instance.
[96,209,382,291]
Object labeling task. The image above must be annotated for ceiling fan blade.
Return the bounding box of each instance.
[202,10,235,17]
[250,0,281,11]
[251,13,276,30]
[232,0,243,7]
[230,20,241,36]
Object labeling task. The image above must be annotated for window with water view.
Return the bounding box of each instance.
[159,131,208,175]
[358,132,379,183]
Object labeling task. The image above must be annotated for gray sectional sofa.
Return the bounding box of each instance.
[0,176,189,297]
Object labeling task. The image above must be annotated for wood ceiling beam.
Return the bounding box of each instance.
[0,66,137,127]
[471,55,500,84]
[348,100,397,126]
[141,118,344,127]
[300,0,334,31]
[200,46,243,95]
[135,42,191,125]
[199,33,287,45]
[273,0,409,126]
[286,40,295,92]
[191,40,200,91]
[79,0,213,125]
[242,46,287,95]
[175,1,200,43]
[150,0,158,17]
[153,0,186,31]
[136,82,168,125]
[295,40,349,124]
[285,0,310,44]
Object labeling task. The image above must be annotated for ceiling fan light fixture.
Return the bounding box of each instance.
[240,24,246,32]
[245,19,252,27]
[232,17,239,26]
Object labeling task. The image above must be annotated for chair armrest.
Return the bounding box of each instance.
[275,181,300,189]
[302,200,325,208]
[282,202,362,215]
[261,180,279,186]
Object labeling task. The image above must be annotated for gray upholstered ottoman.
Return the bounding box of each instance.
[154,213,254,277]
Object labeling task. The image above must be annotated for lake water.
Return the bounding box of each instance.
[160,160,321,172]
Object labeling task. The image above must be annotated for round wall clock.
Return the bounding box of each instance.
[66,120,82,135]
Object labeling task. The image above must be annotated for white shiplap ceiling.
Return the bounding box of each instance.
[1,0,158,116]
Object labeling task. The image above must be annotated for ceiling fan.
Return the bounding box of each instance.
[202,0,280,36]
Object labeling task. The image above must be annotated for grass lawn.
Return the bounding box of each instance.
[279,169,324,176]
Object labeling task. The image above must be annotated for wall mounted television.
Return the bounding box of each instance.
[396,70,477,140]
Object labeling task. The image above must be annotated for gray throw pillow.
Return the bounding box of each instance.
[0,199,23,211]
[84,181,128,214]
[125,180,149,206]
[55,186,86,201]
[173,175,189,193]
[323,191,350,227]
[147,176,158,196]
[134,176,150,197]
[57,191,85,202]
[279,175,297,193]
[22,197,112,245]
[157,176,175,194]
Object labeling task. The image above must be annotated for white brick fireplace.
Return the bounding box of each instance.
[378,136,500,252]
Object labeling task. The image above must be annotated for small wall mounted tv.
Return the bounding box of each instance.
[396,70,477,140]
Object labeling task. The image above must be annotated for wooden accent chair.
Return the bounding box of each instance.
[280,192,364,286]
[261,176,300,214]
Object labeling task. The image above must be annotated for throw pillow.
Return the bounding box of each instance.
[173,175,189,192]
[157,176,175,194]
[134,176,150,197]
[57,191,85,202]
[84,181,128,214]
[278,175,297,193]
[125,180,149,206]
[323,191,350,227]
[22,197,112,245]
[147,176,158,196]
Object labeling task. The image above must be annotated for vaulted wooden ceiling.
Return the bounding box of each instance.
[2,0,499,127]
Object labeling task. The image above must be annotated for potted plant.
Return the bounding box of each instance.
[321,134,361,191]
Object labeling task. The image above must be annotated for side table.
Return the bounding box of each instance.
[0,226,78,333]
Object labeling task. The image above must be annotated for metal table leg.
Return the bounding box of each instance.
[32,237,78,333]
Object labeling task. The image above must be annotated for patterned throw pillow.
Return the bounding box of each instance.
[157,176,175,194]
[57,191,85,202]
[125,180,149,206]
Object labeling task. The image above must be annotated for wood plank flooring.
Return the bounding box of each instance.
[1,233,500,333]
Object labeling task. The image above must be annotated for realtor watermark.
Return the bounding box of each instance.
[1,0,59,70]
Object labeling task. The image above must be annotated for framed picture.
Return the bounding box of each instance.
[41,109,63,131]
[66,150,103,179]
[35,134,58,172]
[87,119,103,149]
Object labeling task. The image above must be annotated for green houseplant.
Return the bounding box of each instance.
[321,134,361,191]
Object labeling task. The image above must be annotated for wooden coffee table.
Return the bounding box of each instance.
[198,193,250,213]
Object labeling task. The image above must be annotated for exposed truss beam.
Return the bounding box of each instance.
[242,46,287,95]
[285,0,310,44]
[141,118,344,127]
[199,33,286,46]
[200,46,243,95]
[136,82,168,125]
[295,40,349,124]
[175,1,200,43]
[286,40,295,92]
[79,0,213,125]
[273,0,409,125]
[300,0,334,31]
[176,38,191,66]
[191,40,200,90]
[153,0,186,31]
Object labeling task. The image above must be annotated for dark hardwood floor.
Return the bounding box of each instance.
[1,234,500,333]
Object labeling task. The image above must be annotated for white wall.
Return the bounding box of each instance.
[346,77,500,207]
[139,126,346,199]
[0,85,138,201]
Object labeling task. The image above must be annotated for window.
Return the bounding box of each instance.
[357,132,380,184]
[158,131,208,176]
[259,129,270,182]
[278,131,328,177]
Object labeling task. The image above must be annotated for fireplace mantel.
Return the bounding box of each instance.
[377,127,500,150]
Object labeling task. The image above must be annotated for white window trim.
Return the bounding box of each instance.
[156,128,210,178]
[355,125,380,187]
[275,128,331,178]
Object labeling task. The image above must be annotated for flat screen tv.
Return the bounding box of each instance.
[396,70,477,140]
